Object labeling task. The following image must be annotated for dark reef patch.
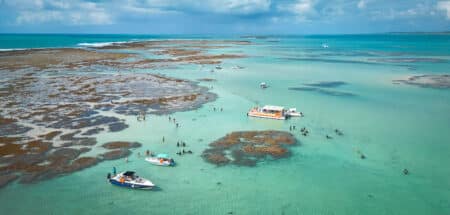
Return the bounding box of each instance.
[288,87,356,97]
[0,39,240,188]
[303,81,347,88]
[393,74,450,89]
[202,130,297,167]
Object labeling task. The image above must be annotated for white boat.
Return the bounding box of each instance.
[286,108,302,117]
[322,43,329,48]
[232,65,244,69]
[247,105,287,120]
[260,82,268,89]
[145,153,175,166]
[215,65,222,70]
[108,171,155,190]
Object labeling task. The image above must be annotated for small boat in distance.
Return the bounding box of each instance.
[232,65,244,69]
[247,105,287,120]
[286,108,303,117]
[260,82,268,89]
[145,154,175,166]
[215,65,222,70]
[108,171,155,190]
[322,43,329,48]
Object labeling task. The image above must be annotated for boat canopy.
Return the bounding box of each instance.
[123,171,135,176]
[157,153,169,159]
[262,105,285,111]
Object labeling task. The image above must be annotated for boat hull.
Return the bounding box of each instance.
[109,179,154,190]
[145,157,175,166]
[247,112,286,120]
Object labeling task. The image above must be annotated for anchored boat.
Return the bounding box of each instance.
[286,108,303,117]
[247,105,287,120]
[108,171,155,190]
[260,82,268,89]
[247,105,301,120]
[145,153,175,166]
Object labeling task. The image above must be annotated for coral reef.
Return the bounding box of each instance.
[202,130,297,167]
[0,39,254,188]
[393,74,450,89]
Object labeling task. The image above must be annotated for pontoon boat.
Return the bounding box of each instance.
[247,105,287,120]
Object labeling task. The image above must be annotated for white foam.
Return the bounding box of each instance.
[77,41,129,48]
[0,48,28,52]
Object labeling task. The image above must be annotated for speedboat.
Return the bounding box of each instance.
[232,65,244,69]
[145,154,175,166]
[108,171,155,190]
[215,65,222,70]
[247,105,287,120]
[286,108,302,117]
[322,43,329,48]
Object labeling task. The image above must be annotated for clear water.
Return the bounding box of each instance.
[0,34,449,214]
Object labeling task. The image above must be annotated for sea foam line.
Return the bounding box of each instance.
[77,41,130,48]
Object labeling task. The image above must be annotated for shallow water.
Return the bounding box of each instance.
[1,34,450,214]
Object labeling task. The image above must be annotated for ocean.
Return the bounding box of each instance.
[0,34,449,214]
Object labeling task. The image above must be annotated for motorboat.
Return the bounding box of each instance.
[260,82,268,89]
[215,65,222,70]
[145,153,175,166]
[232,65,244,69]
[247,105,287,120]
[108,171,155,190]
[286,108,302,117]
[322,43,329,48]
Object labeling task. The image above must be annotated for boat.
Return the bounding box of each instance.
[107,171,155,190]
[145,153,175,166]
[286,108,302,117]
[232,65,244,69]
[322,43,329,48]
[215,65,222,70]
[247,105,287,120]
[260,82,268,89]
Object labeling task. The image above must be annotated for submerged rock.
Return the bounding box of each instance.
[393,74,450,89]
[202,130,297,167]
[101,141,142,150]
[0,174,19,188]
[100,150,131,160]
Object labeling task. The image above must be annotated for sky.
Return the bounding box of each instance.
[0,0,449,34]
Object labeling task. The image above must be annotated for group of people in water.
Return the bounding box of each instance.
[212,107,223,112]
[168,116,180,128]
[137,111,146,121]
[176,141,193,155]
[326,129,344,139]
[300,127,309,136]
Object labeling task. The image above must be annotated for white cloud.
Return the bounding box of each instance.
[126,0,271,15]
[357,0,366,9]
[370,3,436,20]
[437,1,450,19]
[212,0,271,14]
[278,0,317,22]
[14,0,112,25]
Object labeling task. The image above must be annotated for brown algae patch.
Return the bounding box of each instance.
[393,74,450,89]
[202,130,297,167]
[0,72,216,186]
[0,38,253,187]
[0,48,133,71]
[0,141,140,185]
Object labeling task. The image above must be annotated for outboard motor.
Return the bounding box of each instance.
[107,173,111,180]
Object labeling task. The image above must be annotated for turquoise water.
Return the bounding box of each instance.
[1,34,450,214]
